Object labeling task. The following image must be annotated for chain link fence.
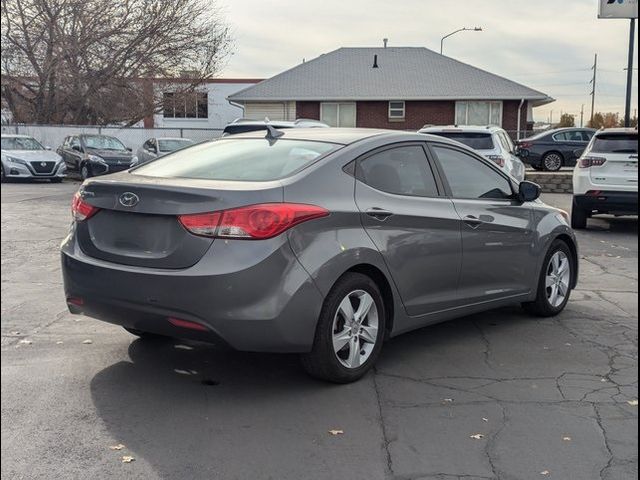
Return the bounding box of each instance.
[0,124,223,150]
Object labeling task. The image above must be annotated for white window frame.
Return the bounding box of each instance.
[388,101,406,120]
[455,101,503,127]
[320,102,356,127]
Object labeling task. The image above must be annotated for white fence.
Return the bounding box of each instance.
[0,124,224,150]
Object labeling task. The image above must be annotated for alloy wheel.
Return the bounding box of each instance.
[332,290,379,369]
[546,251,571,308]
[544,154,563,171]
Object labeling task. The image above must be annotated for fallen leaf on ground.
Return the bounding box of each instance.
[628,400,639,406]
[82,339,93,344]
[443,398,454,403]
[56,341,64,345]
[563,436,572,442]
[121,456,135,463]
[541,470,550,476]
[482,418,489,423]
[19,339,33,345]
[470,434,485,440]
[328,430,344,436]
[109,444,125,450]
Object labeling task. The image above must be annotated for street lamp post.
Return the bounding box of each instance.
[440,27,483,55]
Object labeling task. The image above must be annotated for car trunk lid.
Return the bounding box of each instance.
[589,152,638,187]
[76,174,283,269]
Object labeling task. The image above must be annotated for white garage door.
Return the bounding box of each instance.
[244,102,296,121]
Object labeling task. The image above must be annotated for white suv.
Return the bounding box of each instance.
[418,125,526,181]
[572,127,638,229]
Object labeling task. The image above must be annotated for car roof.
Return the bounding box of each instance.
[547,127,597,134]
[0,134,34,139]
[419,125,501,134]
[594,127,638,135]
[220,127,447,146]
[154,137,193,141]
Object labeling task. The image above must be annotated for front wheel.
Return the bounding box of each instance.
[301,273,386,383]
[80,164,92,180]
[523,240,574,317]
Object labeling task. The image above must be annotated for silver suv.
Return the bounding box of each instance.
[419,125,526,181]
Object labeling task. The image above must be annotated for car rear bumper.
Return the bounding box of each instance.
[61,230,324,353]
[574,191,639,215]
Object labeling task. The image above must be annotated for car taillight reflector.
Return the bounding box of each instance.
[519,142,532,149]
[168,317,209,332]
[579,156,607,168]
[71,192,99,221]
[178,203,330,240]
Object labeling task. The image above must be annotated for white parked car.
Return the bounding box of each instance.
[418,125,526,182]
[1,134,66,182]
[137,137,194,164]
[571,127,638,229]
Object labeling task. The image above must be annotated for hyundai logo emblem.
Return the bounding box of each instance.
[119,192,139,207]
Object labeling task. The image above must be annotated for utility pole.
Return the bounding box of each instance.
[624,18,636,127]
[590,54,598,125]
[580,104,585,127]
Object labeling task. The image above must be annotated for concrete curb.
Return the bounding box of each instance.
[525,171,573,194]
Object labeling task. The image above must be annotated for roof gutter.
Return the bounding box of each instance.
[227,99,246,116]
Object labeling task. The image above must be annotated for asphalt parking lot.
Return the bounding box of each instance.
[1,180,637,480]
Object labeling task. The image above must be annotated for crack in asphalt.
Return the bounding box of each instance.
[373,368,395,479]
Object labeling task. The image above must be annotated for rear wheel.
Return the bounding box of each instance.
[80,163,92,180]
[571,198,589,229]
[1,164,6,183]
[301,273,386,383]
[523,240,574,317]
[542,152,563,171]
[50,178,63,183]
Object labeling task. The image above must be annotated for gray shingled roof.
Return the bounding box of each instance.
[228,47,553,105]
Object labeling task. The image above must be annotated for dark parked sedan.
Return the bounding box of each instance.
[62,128,579,383]
[58,134,138,180]
[517,128,596,171]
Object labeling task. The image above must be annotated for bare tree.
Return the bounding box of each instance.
[557,113,575,128]
[1,0,233,125]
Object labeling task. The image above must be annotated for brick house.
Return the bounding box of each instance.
[227,47,553,138]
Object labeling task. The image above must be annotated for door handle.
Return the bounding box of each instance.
[365,208,394,221]
[463,215,484,229]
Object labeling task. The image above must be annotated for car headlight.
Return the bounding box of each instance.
[130,155,139,166]
[87,154,106,165]
[6,156,27,165]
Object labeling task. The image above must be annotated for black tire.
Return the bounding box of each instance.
[542,152,564,172]
[301,273,387,383]
[123,327,163,339]
[80,163,92,180]
[523,240,575,317]
[50,178,63,183]
[1,164,6,183]
[531,165,544,171]
[571,198,588,229]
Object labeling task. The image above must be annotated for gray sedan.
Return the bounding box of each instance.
[1,134,66,182]
[61,128,578,383]
[136,137,194,164]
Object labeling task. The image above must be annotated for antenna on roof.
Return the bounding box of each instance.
[264,117,284,144]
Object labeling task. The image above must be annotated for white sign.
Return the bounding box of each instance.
[599,0,638,19]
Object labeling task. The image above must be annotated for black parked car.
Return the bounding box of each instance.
[58,134,138,180]
[516,128,596,171]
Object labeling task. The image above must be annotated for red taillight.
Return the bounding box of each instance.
[488,155,506,168]
[66,296,84,306]
[579,156,607,168]
[178,203,329,240]
[167,317,209,332]
[519,142,532,149]
[71,192,99,221]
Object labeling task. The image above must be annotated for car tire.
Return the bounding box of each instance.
[571,198,589,229]
[1,164,6,183]
[80,163,92,180]
[300,273,386,384]
[531,165,544,171]
[123,327,164,339]
[542,152,564,172]
[50,178,63,184]
[523,240,575,317]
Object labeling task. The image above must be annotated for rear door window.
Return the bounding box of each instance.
[357,145,439,197]
[432,145,513,200]
[133,138,340,181]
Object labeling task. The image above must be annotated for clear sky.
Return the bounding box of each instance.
[219,0,638,123]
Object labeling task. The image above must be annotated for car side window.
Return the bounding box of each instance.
[581,131,594,141]
[432,145,513,200]
[143,140,152,150]
[497,132,514,153]
[552,132,567,142]
[566,130,583,141]
[357,145,439,197]
[70,136,81,150]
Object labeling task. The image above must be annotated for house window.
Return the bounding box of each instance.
[388,101,406,120]
[163,92,208,119]
[320,103,356,127]
[455,101,503,127]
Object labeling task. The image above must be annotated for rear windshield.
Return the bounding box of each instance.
[133,138,340,181]
[591,134,638,154]
[429,132,495,150]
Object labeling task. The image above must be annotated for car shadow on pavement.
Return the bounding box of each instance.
[88,307,530,478]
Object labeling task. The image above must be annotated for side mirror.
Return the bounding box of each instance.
[127,147,132,152]
[518,181,541,203]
